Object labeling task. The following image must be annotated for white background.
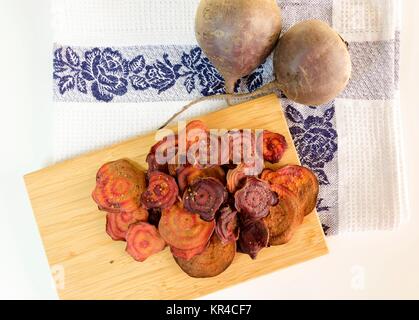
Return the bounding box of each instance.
[0,0,418,299]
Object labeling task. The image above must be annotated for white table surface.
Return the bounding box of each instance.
[0,0,418,300]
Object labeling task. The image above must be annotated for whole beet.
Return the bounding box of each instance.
[160,19,352,129]
[195,0,282,93]
[274,19,352,106]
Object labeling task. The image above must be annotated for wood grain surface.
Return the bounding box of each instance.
[24,94,328,300]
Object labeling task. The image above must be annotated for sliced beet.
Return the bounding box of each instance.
[234,177,278,221]
[146,134,178,174]
[183,177,227,221]
[215,207,239,245]
[261,168,274,181]
[170,242,208,261]
[141,171,179,209]
[174,234,236,278]
[262,130,287,163]
[238,219,269,259]
[158,202,215,250]
[92,159,148,220]
[106,211,146,241]
[184,120,209,150]
[177,165,203,193]
[125,222,166,262]
[263,185,304,246]
[262,165,319,216]
[177,165,225,193]
[146,152,168,175]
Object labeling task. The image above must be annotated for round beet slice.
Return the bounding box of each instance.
[234,177,278,221]
[238,219,269,259]
[106,211,146,241]
[141,171,179,209]
[215,207,239,245]
[262,165,319,216]
[262,130,287,163]
[174,234,236,278]
[183,177,227,221]
[263,185,304,246]
[92,159,148,219]
[125,222,166,262]
[158,202,215,250]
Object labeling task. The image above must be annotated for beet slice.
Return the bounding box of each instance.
[261,168,274,181]
[146,135,178,174]
[125,222,166,262]
[262,165,319,216]
[106,211,146,241]
[170,241,208,261]
[184,120,209,150]
[226,164,248,193]
[177,165,203,193]
[146,152,168,175]
[174,234,236,278]
[263,185,304,246]
[262,130,287,163]
[183,177,227,221]
[92,159,148,220]
[177,165,225,193]
[234,177,278,221]
[238,219,269,259]
[141,171,179,209]
[215,207,239,245]
[158,202,215,250]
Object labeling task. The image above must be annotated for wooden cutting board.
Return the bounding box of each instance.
[24,94,328,300]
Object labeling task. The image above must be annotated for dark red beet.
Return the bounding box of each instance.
[234,177,278,221]
[183,177,227,221]
[195,0,282,93]
[215,207,239,245]
[141,171,179,209]
[238,220,269,259]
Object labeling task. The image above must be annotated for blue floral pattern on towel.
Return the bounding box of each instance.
[53,46,266,102]
[286,105,338,186]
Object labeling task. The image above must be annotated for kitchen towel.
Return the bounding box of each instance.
[51,0,408,235]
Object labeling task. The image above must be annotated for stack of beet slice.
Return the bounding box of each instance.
[91,120,319,278]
